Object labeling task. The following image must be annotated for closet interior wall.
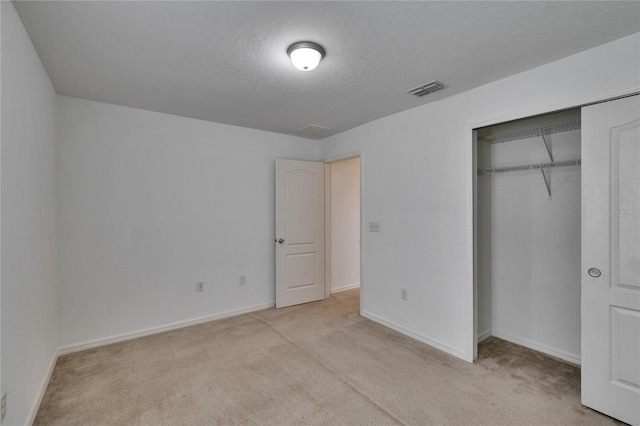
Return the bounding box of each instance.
[477,109,582,364]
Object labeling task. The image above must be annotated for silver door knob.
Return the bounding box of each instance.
[588,268,602,278]
[277,238,285,244]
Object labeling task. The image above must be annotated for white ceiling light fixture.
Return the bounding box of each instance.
[287,42,325,72]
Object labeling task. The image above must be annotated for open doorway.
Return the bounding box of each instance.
[274,156,362,310]
[326,157,361,310]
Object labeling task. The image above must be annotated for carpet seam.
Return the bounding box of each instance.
[248,312,407,426]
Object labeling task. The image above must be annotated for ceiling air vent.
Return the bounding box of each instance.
[407,80,445,97]
[298,124,330,138]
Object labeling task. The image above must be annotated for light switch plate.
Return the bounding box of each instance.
[369,221,380,232]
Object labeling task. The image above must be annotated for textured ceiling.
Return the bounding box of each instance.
[13,1,640,139]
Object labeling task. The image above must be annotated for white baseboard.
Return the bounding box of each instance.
[361,310,467,361]
[491,330,581,366]
[58,302,275,356]
[330,282,360,294]
[27,302,275,423]
[26,350,58,426]
[477,329,492,343]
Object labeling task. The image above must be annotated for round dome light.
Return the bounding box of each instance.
[287,42,325,72]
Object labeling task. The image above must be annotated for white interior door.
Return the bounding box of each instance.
[582,95,640,426]
[275,159,325,308]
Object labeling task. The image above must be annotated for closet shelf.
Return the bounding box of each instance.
[479,120,581,144]
[478,159,581,175]
[479,159,580,200]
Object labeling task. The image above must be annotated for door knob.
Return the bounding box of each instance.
[277,238,285,244]
[588,268,602,278]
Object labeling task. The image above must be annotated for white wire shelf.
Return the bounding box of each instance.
[478,159,581,175]
[479,120,581,144]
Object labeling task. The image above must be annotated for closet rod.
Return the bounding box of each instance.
[478,159,581,175]
[479,120,581,144]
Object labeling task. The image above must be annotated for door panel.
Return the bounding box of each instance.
[582,95,640,426]
[285,170,317,245]
[611,306,640,389]
[275,159,325,308]
[612,121,640,290]
[286,253,316,289]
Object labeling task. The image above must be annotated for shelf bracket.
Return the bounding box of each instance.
[540,132,554,162]
[540,168,552,200]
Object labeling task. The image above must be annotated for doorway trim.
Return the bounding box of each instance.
[465,86,639,363]
[323,152,364,315]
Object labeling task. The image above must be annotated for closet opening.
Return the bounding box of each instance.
[474,108,582,368]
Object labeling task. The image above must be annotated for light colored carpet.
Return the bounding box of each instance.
[35,290,616,425]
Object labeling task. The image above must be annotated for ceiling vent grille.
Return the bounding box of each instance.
[407,80,445,97]
[298,124,330,137]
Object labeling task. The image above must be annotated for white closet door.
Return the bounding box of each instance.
[582,95,640,426]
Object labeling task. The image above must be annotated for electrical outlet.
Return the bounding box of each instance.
[1,392,7,423]
[401,288,408,301]
[369,221,380,232]
[196,281,204,292]
[239,275,246,286]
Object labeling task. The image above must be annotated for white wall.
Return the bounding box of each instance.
[330,157,360,292]
[478,110,582,363]
[319,33,640,361]
[1,2,59,424]
[56,97,319,349]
